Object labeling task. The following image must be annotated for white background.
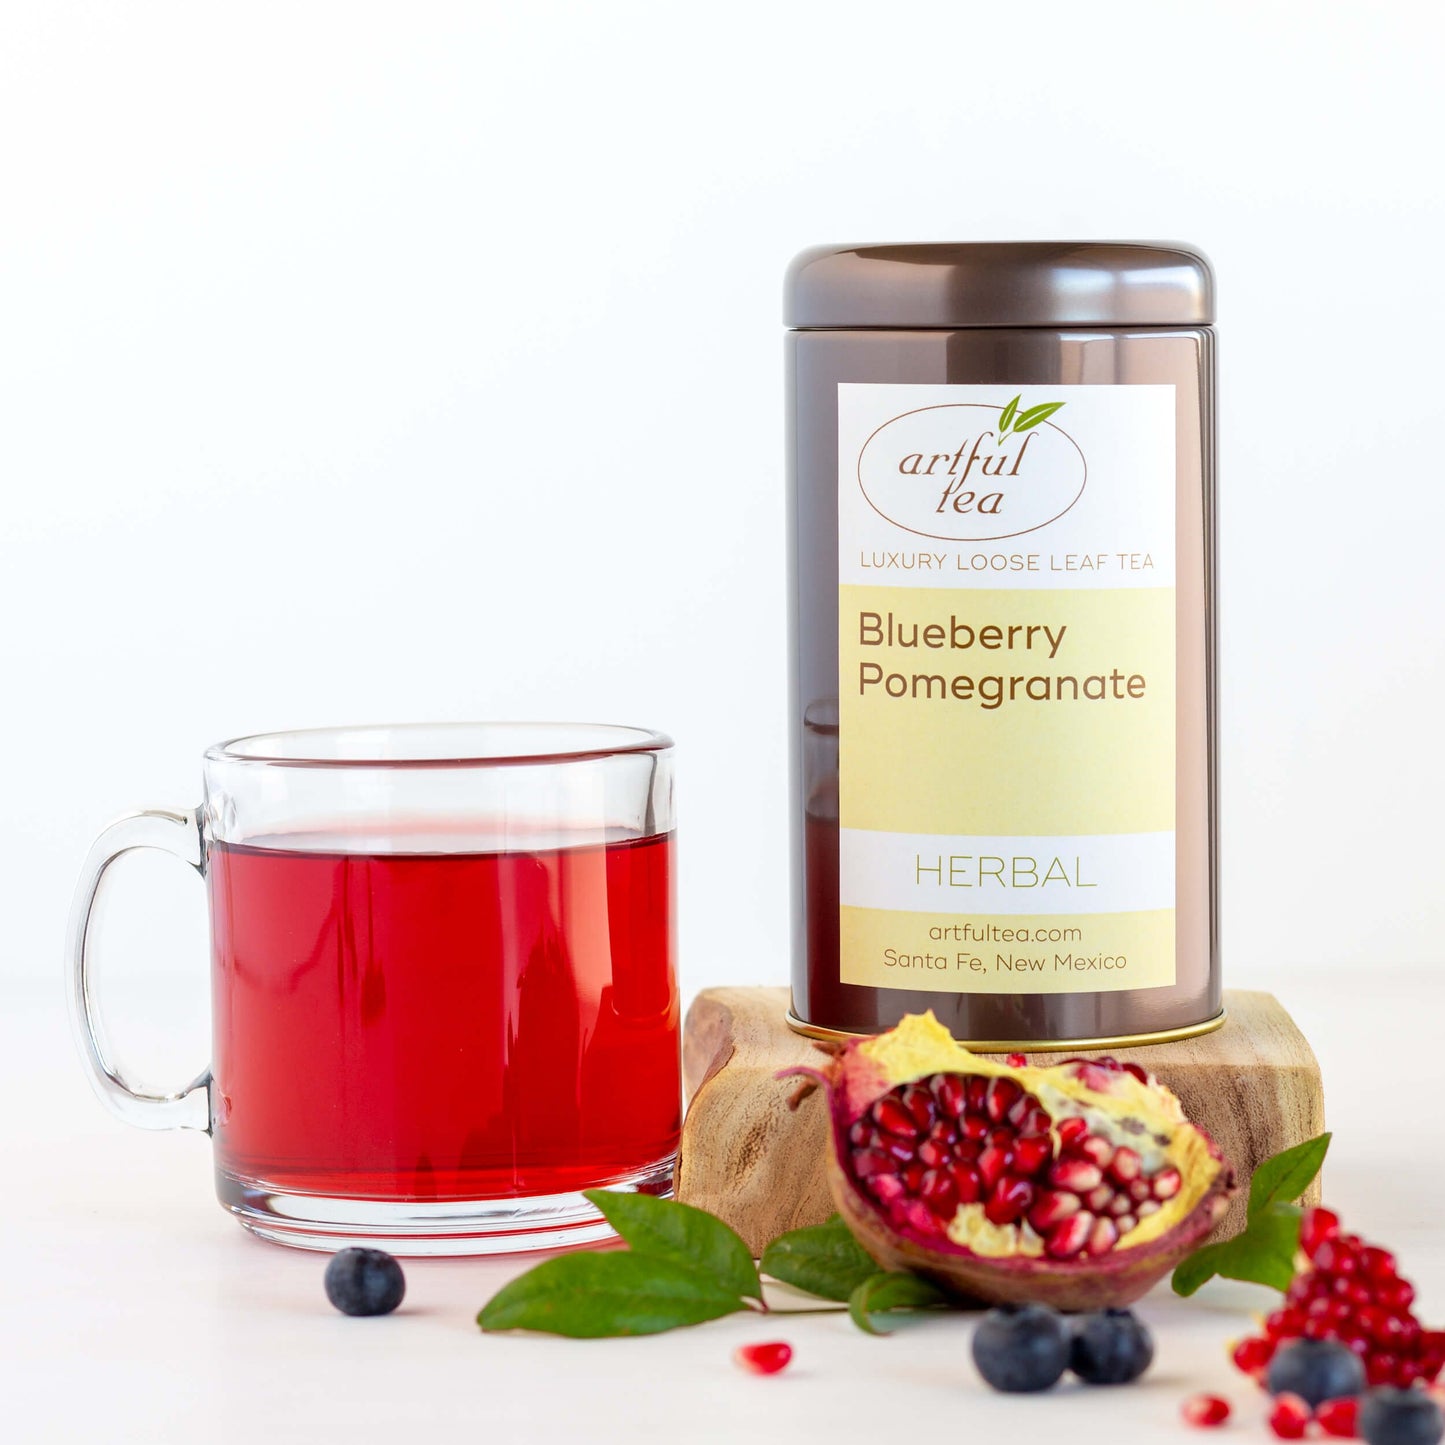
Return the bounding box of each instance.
[4,4,1445,1441]
[4,1,1445,1013]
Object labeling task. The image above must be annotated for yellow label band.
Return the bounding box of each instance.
[840,907,1176,994]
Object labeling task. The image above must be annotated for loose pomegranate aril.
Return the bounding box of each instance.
[1232,1334,1276,1379]
[1361,1246,1397,1282]
[1314,1396,1358,1439]
[733,1341,793,1376]
[1181,1394,1231,1428]
[1004,1052,1028,1067]
[1300,1206,1341,1261]
[1267,1392,1312,1440]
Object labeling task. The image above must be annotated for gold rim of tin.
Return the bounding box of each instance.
[784,1008,1227,1054]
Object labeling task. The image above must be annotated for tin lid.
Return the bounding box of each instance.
[785,242,1213,329]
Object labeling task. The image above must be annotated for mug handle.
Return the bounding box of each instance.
[65,808,212,1131]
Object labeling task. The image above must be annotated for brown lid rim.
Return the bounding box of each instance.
[785,241,1214,330]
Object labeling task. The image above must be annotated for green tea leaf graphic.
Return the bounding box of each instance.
[997,394,1021,437]
[1013,400,1066,433]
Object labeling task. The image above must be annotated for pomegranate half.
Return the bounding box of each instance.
[790,1011,1235,1310]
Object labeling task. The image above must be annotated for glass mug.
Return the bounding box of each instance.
[66,723,681,1253]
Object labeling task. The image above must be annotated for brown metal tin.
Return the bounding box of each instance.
[785,241,1218,1050]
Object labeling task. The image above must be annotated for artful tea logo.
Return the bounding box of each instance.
[857,398,1086,542]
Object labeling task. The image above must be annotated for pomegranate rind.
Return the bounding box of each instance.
[813,1011,1236,1311]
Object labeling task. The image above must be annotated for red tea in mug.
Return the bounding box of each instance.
[208,830,681,1201]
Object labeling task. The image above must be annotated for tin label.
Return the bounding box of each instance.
[837,383,1177,994]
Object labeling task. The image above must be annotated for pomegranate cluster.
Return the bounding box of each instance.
[1233,1206,1445,1392]
[796,1011,1234,1310]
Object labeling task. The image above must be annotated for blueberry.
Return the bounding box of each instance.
[1069,1307,1155,1385]
[1265,1337,1366,1408]
[971,1303,1071,1393]
[1359,1388,1445,1445]
[324,1247,406,1316]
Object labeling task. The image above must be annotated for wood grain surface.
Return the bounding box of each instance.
[676,987,1324,1256]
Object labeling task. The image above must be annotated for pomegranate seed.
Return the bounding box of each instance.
[932,1073,967,1118]
[1232,1335,1276,1378]
[984,1175,1035,1227]
[1085,1183,1115,1212]
[1315,1239,1359,1276]
[965,1076,988,1113]
[1114,1212,1137,1234]
[1368,1352,1400,1386]
[905,1084,938,1130]
[901,1163,926,1193]
[1181,1394,1231,1427]
[1077,1135,1114,1169]
[920,1168,958,1218]
[1085,1216,1119,1256]
[1267,1309,1307,1340]
[1314,1396,1357,1438]
[848,1121,874,1147]
[1028,1189,1083,1230]
[1049,1157,1104,1192]
[1107,1194,1134,1219]
[1379,1280,1417,1312]
[870,1174,905,1202]
[979,1145,1011,1189]
[918,1140,949,1170]
[927,1118,956,1143]
[1020,1106,1053,1135]
[985,1077,1021,1124]
[734,1341,793,1376]
[1005,1092,1035,1127]
[1121,1061,1150,1084]
[1108,1146,1142,1184]
[1300,1206,1341,1260]
[951,1163,983,1204]
[954,1138,982,1166]
[1136,1200,1161,1218]
[962,1115,991,1142]
[1303,1318,1331,1340]
[1012,1135,1053,1176]
[988,1126,1015,1152]
[1005,1052,1027,1066]
[1045,1211,1095,1258]
[1419,1329,1445,1363]
[853,1149,893,1178]
[1267,1392,1311,1440]
[1361,1245,1398,1282]
[901,1200,938,1235]
[882,1137,916,1164]
[1056,1116,1089,1147]
[1128,1178,1153,1203]
[1344,1280,1375,1308]
[1152,1167,1182,1200]
[873,1096,920,1139]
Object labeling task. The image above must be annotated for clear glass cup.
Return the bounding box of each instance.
[66,723,680,1254]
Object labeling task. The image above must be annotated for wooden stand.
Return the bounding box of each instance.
[676,987,1325,1257]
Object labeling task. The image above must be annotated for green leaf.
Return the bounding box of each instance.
[847,1271,949,1335]
[761,1216,879,1303]
[582,1190,761,1302]
[1248,1133,1331,1219]
[997,394,1021,437]
[1171,1202,1303,1297]
[477,1252,749,1337]
[1012,400,1066,433]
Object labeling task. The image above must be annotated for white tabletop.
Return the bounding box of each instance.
[7,969,1437,1444]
